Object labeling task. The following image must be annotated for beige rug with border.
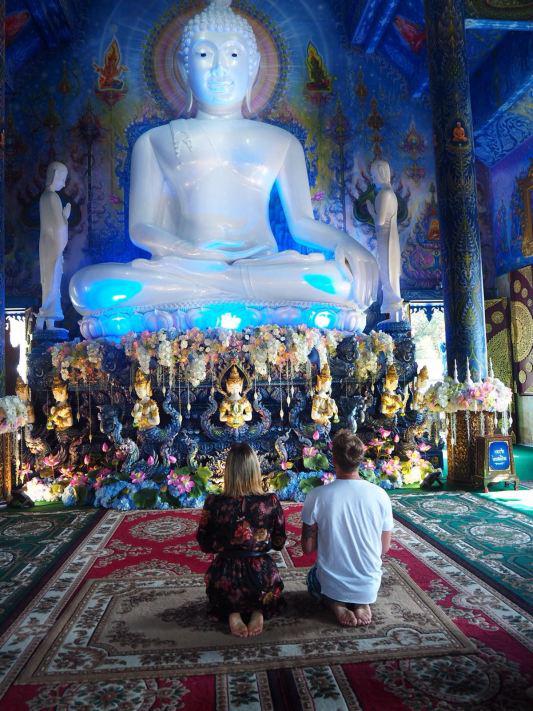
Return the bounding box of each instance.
[20,560,475,683]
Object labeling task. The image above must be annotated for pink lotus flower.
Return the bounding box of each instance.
[381,458,402,476]
[393,434,400,443]
[42,454,61,469]
[321,472,335,485]
[303,446,318,458]
[83,454,90,466]
[378,428,391,438]
[130,471,146,484]
[417,442,431,452]
[101,442,110,453]
[368,438,384,448]
[176,474,194,495]
[312,430,320,441]
[280,460,294,470]
[71,473,89,487]
[147,455,155,466]
[168,455,177,464]
[361,458,376,471]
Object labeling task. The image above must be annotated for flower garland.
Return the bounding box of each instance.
[0,396,28,434]
[50,339,106,383]
[423,375,512,414]
[50,326,397,388]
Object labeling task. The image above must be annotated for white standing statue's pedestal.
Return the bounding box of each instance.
[69,0,378,337]
[37,162,71,331]
[367,160,404,323]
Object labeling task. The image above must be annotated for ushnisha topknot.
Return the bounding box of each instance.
[179,0,260,78]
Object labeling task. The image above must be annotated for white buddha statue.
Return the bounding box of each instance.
[37,161,71,330]
[366,160,404,323]
[70,0,378,336]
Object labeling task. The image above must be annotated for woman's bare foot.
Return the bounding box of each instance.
[354,604,372,626]
[330,602,358,627]
[247,610,264,637]
[229,612,248,638]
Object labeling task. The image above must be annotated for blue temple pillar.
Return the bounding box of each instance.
[423,0,487,380]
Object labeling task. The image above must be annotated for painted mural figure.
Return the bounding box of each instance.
[69,0,378,325]
[452,120,468,144]
[37,162,70,330]
[93,38,127,91]
[367,160,404,322]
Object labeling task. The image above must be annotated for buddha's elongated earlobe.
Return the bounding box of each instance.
[244,87,253,115]
[185,86,194,115]
[175,55,194,115]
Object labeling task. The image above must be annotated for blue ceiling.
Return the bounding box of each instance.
[5,0,533,166]
[347,0,533,166]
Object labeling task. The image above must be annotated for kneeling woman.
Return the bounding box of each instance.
[197,443,286,637]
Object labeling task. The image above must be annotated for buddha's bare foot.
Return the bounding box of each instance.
[247,610,264,637]
[229,612,248,638]
[354,604,372,626]
[330,602,358,627]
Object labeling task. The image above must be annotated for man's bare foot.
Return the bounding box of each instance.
[330,602,358,627]
[354,604,372,626]
[247,610,264,637]
[229,612,248,638]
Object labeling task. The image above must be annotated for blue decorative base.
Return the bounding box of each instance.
[376,320,411,337]
[78,300,366,339]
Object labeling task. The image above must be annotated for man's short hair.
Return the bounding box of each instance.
[332,429,365,472]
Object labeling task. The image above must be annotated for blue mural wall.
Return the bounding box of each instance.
[490,136,533,277]
[5,0,444,321]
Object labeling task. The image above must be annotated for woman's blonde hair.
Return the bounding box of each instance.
[224,443,263,497]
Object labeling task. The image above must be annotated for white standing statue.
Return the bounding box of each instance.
[70,0,378,337]
[367,160,404,322]
[37,162,71,330]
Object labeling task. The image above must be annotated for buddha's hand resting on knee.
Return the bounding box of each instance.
[335,237,379,308]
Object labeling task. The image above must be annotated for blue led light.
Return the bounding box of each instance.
[303,274,337,295]
[87,279,142,310]
[314,311,333,328]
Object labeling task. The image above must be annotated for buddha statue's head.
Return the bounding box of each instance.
[178,0,260,114]
[384,364,399,392]
[370,159,391,187]
[224,365,244,397]
[315,362,332,394]
[52,374,68,403]
[134,369,153,399]
[417,365,429,388]
[16,376,30,402]
[45,161,68,192]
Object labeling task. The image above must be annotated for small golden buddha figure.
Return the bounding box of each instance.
[452,120,468,143]
[219,365,253,430]
[311,362,339,426]
[16,376,35,424]
[380,364,406,418]
[47,375,74,430]
[131,369,160,430]
[413,365,429,410]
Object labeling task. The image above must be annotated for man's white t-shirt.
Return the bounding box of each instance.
[302,478,394,604]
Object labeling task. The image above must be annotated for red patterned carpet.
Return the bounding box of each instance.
[1,505,532,710]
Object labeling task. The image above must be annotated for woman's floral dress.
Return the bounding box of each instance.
[196,493,286,620]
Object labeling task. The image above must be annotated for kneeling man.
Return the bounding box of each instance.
[301,429,393,626]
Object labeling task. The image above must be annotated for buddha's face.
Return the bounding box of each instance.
[52,384,68,402]
[186,31,254,108]
[135,381,151,399]
[226,380,243,398]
